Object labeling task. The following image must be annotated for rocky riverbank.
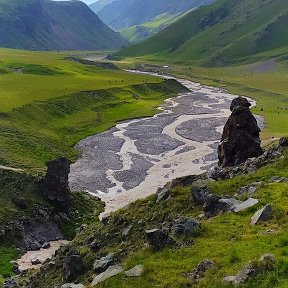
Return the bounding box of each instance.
[69,71,264,217]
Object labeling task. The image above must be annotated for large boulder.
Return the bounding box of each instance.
[38,157,72,213]
[93,253,115,273]
[171,217,201,237]
[218,97,263,167]
[92,265,123,286]
[146,229,175,251]
[251,205,272,225]
[63,250,85,282]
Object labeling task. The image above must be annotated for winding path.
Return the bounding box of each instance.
[69,71,259,217]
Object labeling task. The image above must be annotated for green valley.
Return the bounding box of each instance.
[0,48,187,169]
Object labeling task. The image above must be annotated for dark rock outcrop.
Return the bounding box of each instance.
[146,229,175,251]
[218,97,263,167]
[63,250,85,282]
[187,259,214,282]
[38,157,72,213]
[171,217,201,237]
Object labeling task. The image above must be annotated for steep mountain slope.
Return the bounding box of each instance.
[0,0,128,51]
[117,0,288,65]
[90,0,214,42]
[89,0,117,13]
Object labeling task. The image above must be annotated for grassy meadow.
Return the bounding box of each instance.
[0,48,187,170]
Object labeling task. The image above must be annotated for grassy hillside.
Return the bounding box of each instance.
[117,0,288,65]
[120,11,192,43]
[0,49,187,169]
[0,0,128,51]
[26,145,288,288]
[90,0,214,42]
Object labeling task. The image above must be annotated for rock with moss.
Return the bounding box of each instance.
[38,157,72,213]
[218,96,263,167]
[63,250,85,282]
[146,229,175,251]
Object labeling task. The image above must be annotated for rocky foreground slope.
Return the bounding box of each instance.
[4,96,288,287]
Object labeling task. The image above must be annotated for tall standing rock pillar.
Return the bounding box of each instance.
[218,97,263,167]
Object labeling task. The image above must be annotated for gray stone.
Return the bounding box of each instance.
[171,217,201,237]
[93,253,115,273]
[61,284,85,288]
[31,258,41,265]
[63,250,85,282]
[125,265,144,277]
[156,184,171,203]
[122,225,133,237]
[233,262,257,284]
[251,205,272,225]
[3,279,20,288]
[259,253,276,263]
[269,176,288,183]
[92,265,123,286]
[0,228,5,237]
[42,242,51,249]
[232,198,259,213]
[222,276,235,285]
[146,229,175,251]
[187,259,214,281]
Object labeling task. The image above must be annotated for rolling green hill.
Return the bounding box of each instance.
[90,0,214,42]
[0,0,128,51]
[117,0,288,65]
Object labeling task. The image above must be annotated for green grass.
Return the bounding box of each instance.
[0,245,19,278]
[117,0,288,66]
[30,148,288,288]
[0,48,187,169]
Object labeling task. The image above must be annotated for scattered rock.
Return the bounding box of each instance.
[218,97,263,167]
[63,250,85,282]
[31,258,41,265]
[237,185,257,197]
[232,198,259,213]
[93,253,115,273]
[125,265,144,277]
[42,242,51,249]
[191,185,210,205]
[38,157,72,213]
[223,254,276,286]
[233,262,258,285]
[222,276,235,285]
[122,225,133,237]
[187,259,214,282]
[29,241,42,251]
[3,279,20,288]
[89,241,100,252]
[259,253,276,264]
[171,217,201,237]
[269,176,288,183]
[146,229,175,251]
[251,205,272,225]
[279,137,288,147]
[12,197,28,210]
[60,284,85,288]
[92,265,123,286]
[101,215,110,225]
[156,184,171,203]
[204,195,238,218]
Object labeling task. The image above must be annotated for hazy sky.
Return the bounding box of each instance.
[56,0,97,5]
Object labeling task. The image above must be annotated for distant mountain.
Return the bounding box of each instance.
[89,0,117,13]
[117,0,288,65]
[0,0,128,51]
[89,0,214,42]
